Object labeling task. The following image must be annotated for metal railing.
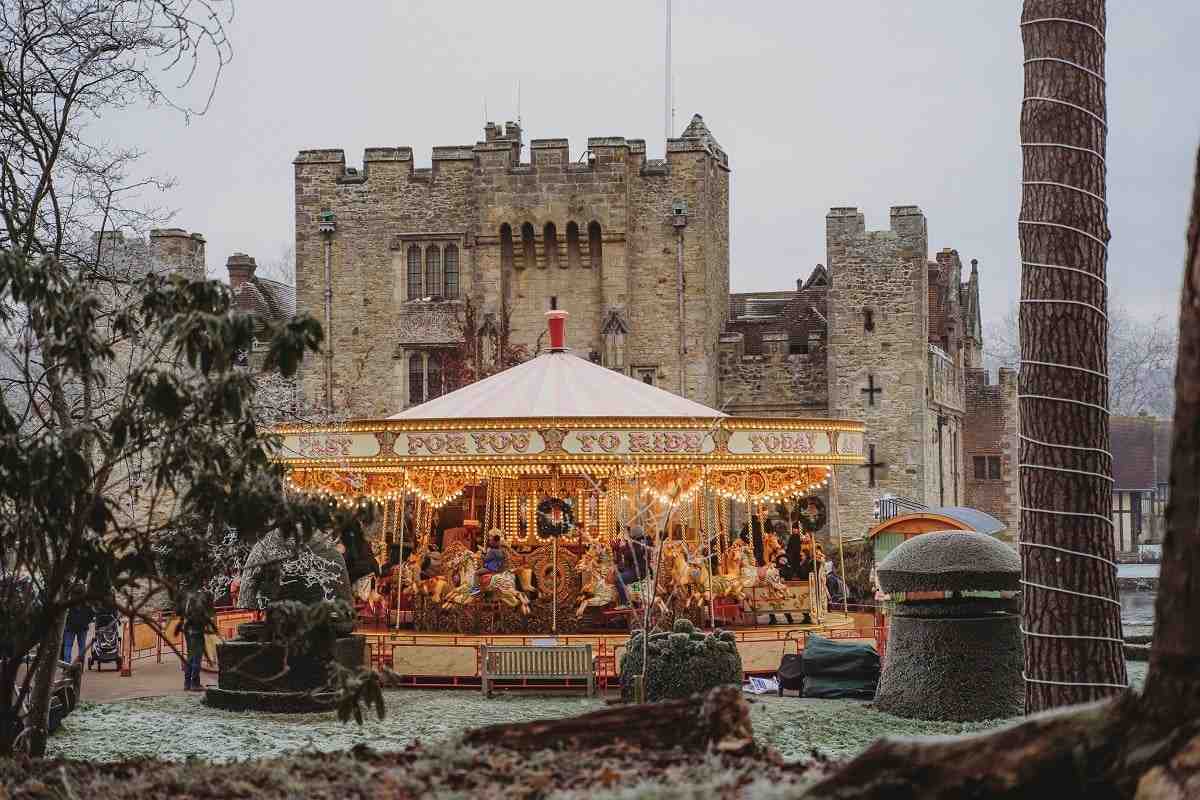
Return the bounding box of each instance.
[877,495,928,522]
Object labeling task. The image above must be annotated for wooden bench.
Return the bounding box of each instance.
[479,644,594,697]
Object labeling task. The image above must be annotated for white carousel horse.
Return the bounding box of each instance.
[440,548,531,614]
[724,539,789,602]
[575,543,617,616]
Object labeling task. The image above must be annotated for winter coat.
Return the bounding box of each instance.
[64,604,94,633]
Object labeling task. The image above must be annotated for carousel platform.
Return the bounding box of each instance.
[354,611,877,690]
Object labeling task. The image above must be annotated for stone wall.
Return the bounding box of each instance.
[717,332,828,417]
[963,367,1020,538]
[827,206,931,540]
[294,116,729,414]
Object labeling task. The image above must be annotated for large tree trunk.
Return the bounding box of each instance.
[1018,0,1126,712]
[1141,131,1200,727]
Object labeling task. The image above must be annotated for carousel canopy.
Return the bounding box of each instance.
[390,347,726,421]
[273,311,866,498]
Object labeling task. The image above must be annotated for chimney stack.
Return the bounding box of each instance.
[226,252,257,290]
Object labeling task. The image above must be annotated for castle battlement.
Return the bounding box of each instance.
[294,114,729,184]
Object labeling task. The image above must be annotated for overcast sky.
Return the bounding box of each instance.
[97,0,1200,334]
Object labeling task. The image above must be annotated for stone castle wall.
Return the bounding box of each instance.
[294,118,729,414]
[717,331,828,417]
[827,206,931,540]
[964,367,1019,538]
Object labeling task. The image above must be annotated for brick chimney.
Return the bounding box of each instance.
[226,252,257,290]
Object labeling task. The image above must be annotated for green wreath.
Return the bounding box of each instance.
[536,497,574,538]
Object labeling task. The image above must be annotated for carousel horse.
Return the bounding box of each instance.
[663,540,744,608]
[575,543,617,616]
[440,548,531,614]
[576,541,668,616]
[401,544,449,603]
[723,539,790,602]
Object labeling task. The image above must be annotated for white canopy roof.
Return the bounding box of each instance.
[390,349,727,421]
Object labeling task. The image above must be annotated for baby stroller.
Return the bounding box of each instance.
[87,611,123,671]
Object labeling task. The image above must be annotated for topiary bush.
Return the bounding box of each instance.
[619,618,742,702]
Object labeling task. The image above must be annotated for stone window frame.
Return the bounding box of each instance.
[405,349,451,407]
[425,245,442,298]
[633,365,657,386]
[393,233,467,301]
[444,244,459,299]
[406,246,422,300]
[587,221,603,269]
[566,221,582,268]
[408,351,425,405]
[971,455,1002,481]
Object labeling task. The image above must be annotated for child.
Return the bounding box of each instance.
[482,535,504,574]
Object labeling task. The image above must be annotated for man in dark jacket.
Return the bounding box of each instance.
[178,590,212,691]
[61,603,93,663]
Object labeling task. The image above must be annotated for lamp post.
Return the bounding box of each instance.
[319,210,336,412]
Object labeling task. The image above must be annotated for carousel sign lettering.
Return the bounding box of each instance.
[628,431,705,453]
[406,432,469,455]
[747,432,815,454]
[471,431,532,453]
[574,432,623,453]
[567,430,710,455]
[392,429,545,457]
[294,434,354,458]
[725,429,833,457]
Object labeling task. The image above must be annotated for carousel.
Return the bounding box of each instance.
[273,311,866,652]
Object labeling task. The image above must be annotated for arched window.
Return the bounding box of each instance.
[588,221,602,269]
[544,222,560,269]
[500,223,515,270]
[408,352,425,405]
[521,222,537,269]
[443,244,459,299]
[864,308,875,333]
[406,245,422,300]
[425,245,442,298]
[566,222,582,268]
[427,353,444,400]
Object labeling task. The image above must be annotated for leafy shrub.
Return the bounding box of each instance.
[619,618,742,702]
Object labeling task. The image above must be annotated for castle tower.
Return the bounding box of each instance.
[827,206,932,539]
[292,113,729,415]
[149,228,207,280]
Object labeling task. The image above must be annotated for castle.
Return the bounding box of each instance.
[291,116,1019,542]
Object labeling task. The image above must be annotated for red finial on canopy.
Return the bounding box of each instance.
[546,309,569,351]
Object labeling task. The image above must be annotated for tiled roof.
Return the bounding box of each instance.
[1111,416,1158,491]
[234,277,295,326]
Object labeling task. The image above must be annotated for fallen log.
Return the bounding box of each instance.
[462,685,754,753]
[804,694,1200,799]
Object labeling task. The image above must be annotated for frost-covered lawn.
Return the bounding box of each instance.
[48,691,1002,763]
[48,663,1149,764]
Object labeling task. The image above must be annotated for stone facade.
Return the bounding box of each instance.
[723,209,1018,542]
[963,368,1019,534]
[293,115,729,416]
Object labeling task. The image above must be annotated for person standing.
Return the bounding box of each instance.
[61,601,93,663]
[614,527,651,608]
[178,590,211,692]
